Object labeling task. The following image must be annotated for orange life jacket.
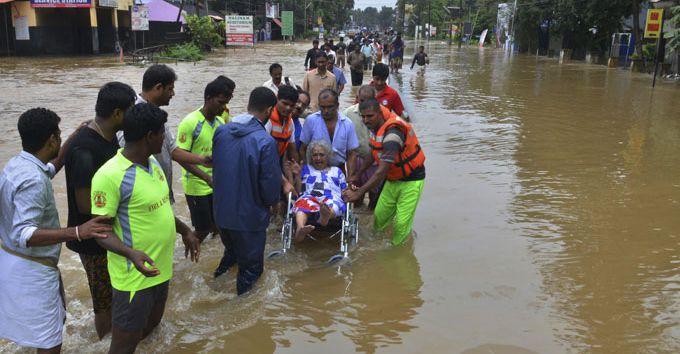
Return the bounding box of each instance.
[369,116,426,181]
[269,107,294,157]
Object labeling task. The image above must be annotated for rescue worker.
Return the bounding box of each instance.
[266,85,300,162]
[343,98,425,246]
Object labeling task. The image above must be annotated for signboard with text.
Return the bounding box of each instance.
[281,11,293,37]
[226,15,254,46]
[31,0,91,8]
[644,9,663,39]
[132,5,149,31]
[265,2,279,19]
[14,16,29,40]
[98,0,118,8]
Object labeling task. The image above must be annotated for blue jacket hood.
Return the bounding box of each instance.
[228,114,265,137]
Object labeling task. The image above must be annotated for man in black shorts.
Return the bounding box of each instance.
[64,82,137,339]
[176,76,233,241]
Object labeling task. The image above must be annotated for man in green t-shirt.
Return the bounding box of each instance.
[91,103,200,353]
[176,76,234,242]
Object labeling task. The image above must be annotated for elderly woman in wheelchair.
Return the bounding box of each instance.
[283,140,348,243]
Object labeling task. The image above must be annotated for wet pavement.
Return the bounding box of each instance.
[0,41,679,353]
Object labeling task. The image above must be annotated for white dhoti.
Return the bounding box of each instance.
[0,248,65,349]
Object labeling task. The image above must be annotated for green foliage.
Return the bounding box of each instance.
[514,0,641,56]
[351,6,396,30]
[668,6,680,53]
[185,15,221,49]
[163,42,204,61]
[642,43,656,61]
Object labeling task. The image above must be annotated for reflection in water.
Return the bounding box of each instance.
[506,55,680,351]
[267,242,423,353]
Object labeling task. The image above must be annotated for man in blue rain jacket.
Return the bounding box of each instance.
[212,87,281,295]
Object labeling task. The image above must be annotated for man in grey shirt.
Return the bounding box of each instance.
[0,108,110,352]
[117,64,211,201]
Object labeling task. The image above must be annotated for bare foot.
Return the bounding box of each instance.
[319,204,332,226]
[294,225,315,243]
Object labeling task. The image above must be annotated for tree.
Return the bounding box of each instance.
[669,5,680,53]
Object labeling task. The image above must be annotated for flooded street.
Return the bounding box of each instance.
[1,42,679,353]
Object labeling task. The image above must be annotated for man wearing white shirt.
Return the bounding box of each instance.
[263,63,296,95]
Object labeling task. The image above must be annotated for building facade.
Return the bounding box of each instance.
[1,0,133,55]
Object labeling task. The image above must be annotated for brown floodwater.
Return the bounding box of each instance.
[1,41,679,353]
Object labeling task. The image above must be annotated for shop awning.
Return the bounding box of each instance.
[148,0,186,24]
[272,18,282,27]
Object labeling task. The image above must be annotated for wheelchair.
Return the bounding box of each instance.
[267,192,360,264]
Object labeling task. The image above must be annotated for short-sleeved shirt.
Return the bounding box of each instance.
[302,69,337,112]
[331,67,347,87]
[91,150,176,292]
[118,95,178,198]
[176,109,225,196]
[379,127,426,181]
[374,84,405,116]
[300,112,359,166]
[336,42,347,55]
[342,104,371,158]
[64,127,120,255]
[348,51,366,72]
[361,45,373,58]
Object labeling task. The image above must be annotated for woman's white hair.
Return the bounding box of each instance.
[306,140,333,165]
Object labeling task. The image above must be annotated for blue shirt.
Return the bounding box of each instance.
[300,112,360,166]
[332,67,347,87]
[0,151,60,263]
[293,116,303,150]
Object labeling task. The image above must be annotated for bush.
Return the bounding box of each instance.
[642,43,656,60]
[163,42,204,61]
[185,15,221,50]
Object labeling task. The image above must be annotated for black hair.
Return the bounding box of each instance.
[247,87,278,112]
[372,63,390,80]
[318,88,339,105]
[142,64,177,92]
[316,52,328,60]
[419,45,425,49]
[269,63,282,74]
[359,98,381,112]
[328,54,336,64]
[18,108,61,153]
[123,103,168,142]
[313,39,319,44]
[95,82,136,119]
[204,76,234,100]
[217,75,236,92]
[278,85,299,103]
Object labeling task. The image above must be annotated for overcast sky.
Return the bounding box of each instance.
[354,0,396,10]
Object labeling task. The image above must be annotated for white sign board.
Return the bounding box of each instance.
[98,0,118,8]
[265,2,279,19]
[132,5,149,31]
[225,15,254,46]
[14,16,30,40]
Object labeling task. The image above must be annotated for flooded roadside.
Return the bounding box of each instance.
[1,41,679,353]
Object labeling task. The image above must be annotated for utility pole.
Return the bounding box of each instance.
[458,0,463,48]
